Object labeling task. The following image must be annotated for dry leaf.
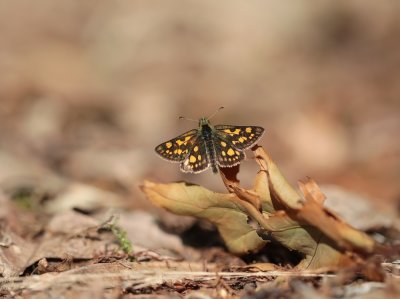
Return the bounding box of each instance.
[0,229,35,277]
[254,147,375,254]
[118,211,185,252]
[322,185,398,230]
[141,181,266,255]
[44,183,126,213]
[142,146,378,270]
[27,211,120,267]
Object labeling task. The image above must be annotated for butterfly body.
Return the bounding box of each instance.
[199,118,219,173]
[155,117,264,174]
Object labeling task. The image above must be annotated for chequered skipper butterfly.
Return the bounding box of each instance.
[155,110,264,174]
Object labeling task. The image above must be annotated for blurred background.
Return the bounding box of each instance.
[0,0,399,213]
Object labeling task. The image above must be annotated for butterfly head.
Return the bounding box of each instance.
[198,117,211,128]
[198,106,224,128]
[180,106,224,128]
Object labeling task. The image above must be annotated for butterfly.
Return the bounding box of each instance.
[155,116,264,174]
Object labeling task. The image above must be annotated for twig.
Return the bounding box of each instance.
[0,269,337,292]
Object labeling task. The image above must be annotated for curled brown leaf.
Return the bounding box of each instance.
[142,145,378,270]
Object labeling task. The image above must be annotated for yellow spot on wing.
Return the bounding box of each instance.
[221,141,227,147]
[224,129,240,136]
[235,150,240,155]
[166,142,172,148]
[193,146,199,152]
[222,151,226,156]
[174,149,183,155]
[224,128,241,135]
[238,137,244,143]
[189,155,196,163]
[198,155,201,160]
[227,148,235,156]
[246,127,252,133]
[176,136,192,146]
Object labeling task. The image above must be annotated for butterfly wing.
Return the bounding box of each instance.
[155,129,198,162]
[180,136,210,173]
[214,135,245,168]
[214,125,264,150]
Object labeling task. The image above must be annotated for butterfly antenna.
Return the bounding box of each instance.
[207,106,225,120]
[178,116,197,122]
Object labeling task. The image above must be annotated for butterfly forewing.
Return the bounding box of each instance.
[155,129,198,162]
[214,125,264,150]
[180,137,210,173]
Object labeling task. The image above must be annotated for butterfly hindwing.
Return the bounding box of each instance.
[180,137,210,173]
[215,136,245,167]
[214,125,264,150]
[155,129,198,162]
